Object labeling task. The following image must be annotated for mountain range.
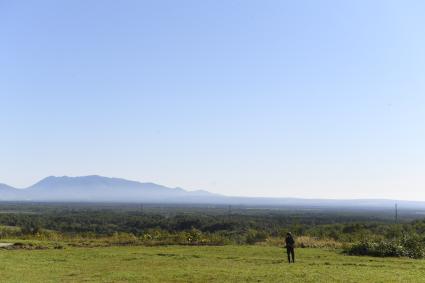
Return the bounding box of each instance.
[0,175,219,202]
[1,175,425,209]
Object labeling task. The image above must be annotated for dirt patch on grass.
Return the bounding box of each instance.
[0,242,49,250]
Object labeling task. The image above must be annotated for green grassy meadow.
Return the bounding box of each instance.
[0,245,424,282]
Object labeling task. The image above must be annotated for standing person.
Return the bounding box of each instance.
[285,232,295,263]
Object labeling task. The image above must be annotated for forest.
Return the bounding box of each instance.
[1,202,425,258]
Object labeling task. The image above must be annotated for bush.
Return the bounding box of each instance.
[21,222,41,235]
[296,236,343,249]
[400,236,425,259]
[346,236,425,259]
[246,230,267,245]
[110,232,139,245]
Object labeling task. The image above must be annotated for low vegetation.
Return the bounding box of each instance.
[1,203,425,259]
[0,203,425,282]
[346,236,425,259]
[1,245,425,282]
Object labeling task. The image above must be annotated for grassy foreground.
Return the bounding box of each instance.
[0,245,424,282]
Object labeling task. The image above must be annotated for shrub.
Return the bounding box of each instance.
[346,236,425,259]
[400,236,425,259]
[296,236,343,249]
[246,230,267,245]
[110,232,139,245]
[21,222,41,235]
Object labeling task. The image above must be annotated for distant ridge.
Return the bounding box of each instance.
[0,176,425,209]
[0,175,218,202]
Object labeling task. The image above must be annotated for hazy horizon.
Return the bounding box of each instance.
[2,1,425,200]
[1,174,424,202]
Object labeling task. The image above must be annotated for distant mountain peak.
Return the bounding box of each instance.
[0,175,215,202]
[0,175,222,203]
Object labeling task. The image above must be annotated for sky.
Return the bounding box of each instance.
[1,0,425,200]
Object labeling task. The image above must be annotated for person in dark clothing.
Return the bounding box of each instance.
[285,232,295,263]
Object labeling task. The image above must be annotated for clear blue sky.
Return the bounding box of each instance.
[1,0,424,200]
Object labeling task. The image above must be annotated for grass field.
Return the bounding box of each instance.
[0,245,424,282]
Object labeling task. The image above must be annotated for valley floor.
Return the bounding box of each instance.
[0,245,424,282]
